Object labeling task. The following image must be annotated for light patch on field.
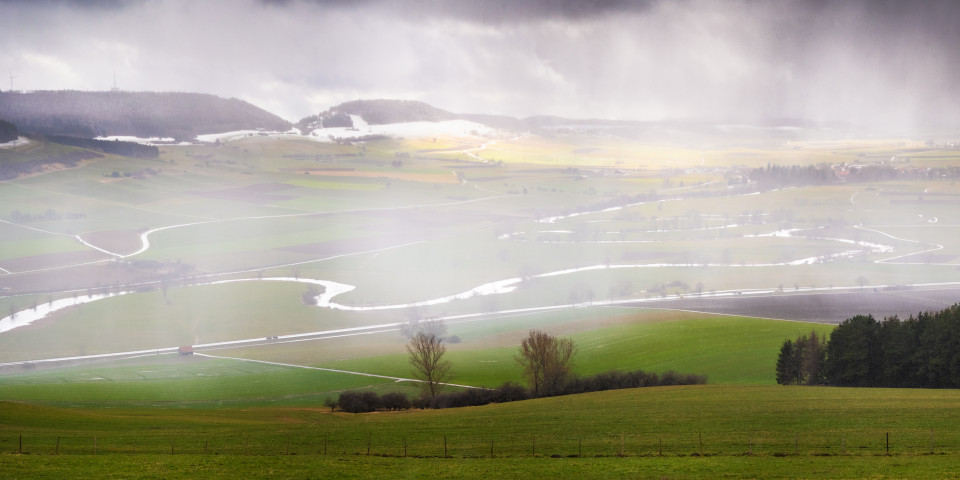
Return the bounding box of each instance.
[296,169,460,184]
[287,179,383,191]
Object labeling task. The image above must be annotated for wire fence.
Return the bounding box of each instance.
[3,429,954,458]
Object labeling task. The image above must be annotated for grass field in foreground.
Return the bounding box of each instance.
[3,385,960,478]
[0,310,834,407]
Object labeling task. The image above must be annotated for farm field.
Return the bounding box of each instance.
[2,127,960,478]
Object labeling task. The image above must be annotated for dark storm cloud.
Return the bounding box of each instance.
[2,0,959,129]
[260,0,657,23]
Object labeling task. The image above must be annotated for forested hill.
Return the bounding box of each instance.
[296,99,459,131]
[0,91,291,141]
[295,99,632,133]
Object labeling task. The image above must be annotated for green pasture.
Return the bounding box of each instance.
[4,385,960,478]
[315,309,832,388]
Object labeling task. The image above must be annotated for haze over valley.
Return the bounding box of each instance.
[2,1,960,477]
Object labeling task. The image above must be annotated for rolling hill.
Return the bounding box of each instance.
[0,90,291,141]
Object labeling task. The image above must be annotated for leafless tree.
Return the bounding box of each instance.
[515,330,576,396]
[407,332,451,398]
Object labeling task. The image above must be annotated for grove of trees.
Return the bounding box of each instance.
[777,303,960,388]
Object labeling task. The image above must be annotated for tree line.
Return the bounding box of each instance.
[332,328,706,413]
[41,134,159,159]
[776,303,960,388]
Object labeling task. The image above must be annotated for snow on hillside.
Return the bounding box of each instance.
[307,116,496,142]
[96,135,179,145]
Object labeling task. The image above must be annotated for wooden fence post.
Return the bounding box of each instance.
[885,432,889,455]
[56,436,60,455]
[444,435,448,458]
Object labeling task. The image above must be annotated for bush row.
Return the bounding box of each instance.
[334,369,707,413]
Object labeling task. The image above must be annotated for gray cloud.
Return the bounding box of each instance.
[1,0,959,130]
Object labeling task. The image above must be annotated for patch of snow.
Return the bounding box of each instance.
[95,135,175,145]
[308,118,498,142]
[0,137,30,149]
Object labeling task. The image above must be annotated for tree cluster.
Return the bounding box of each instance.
[777,303,960,388]
[42,134,159,159]
[775,331,826,385]
[749,164,837,187]
[0,91,290,140]
[0,119,17,143]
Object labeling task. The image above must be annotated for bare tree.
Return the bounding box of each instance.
[407,332,451,398]
[515,330,576,396]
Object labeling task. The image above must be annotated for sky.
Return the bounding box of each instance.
[1,0,959,129]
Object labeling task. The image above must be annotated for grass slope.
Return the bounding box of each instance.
[3,385,960,478]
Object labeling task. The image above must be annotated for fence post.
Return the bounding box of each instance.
[658,437,662,456]
[367,434,371,456]
[885,432,889,456]
[619,433,625,457]
[532,436,535,457]
[444,435,448,458]
[842,435,845,454]
[19,434,22,454]
[930,428,935,455]
[56,436,59,456]
[748,435,752,456]
[794,433,798,455]
[94,436,97,455]
[699,432,703,456]
[324,436,327,455]
[490,439,494,458]
[404,437,408,457]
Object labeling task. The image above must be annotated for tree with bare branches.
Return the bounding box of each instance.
[515,329,576,396]
[406,332,451,398]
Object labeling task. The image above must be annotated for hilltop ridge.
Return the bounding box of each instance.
[0,90,291,141]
